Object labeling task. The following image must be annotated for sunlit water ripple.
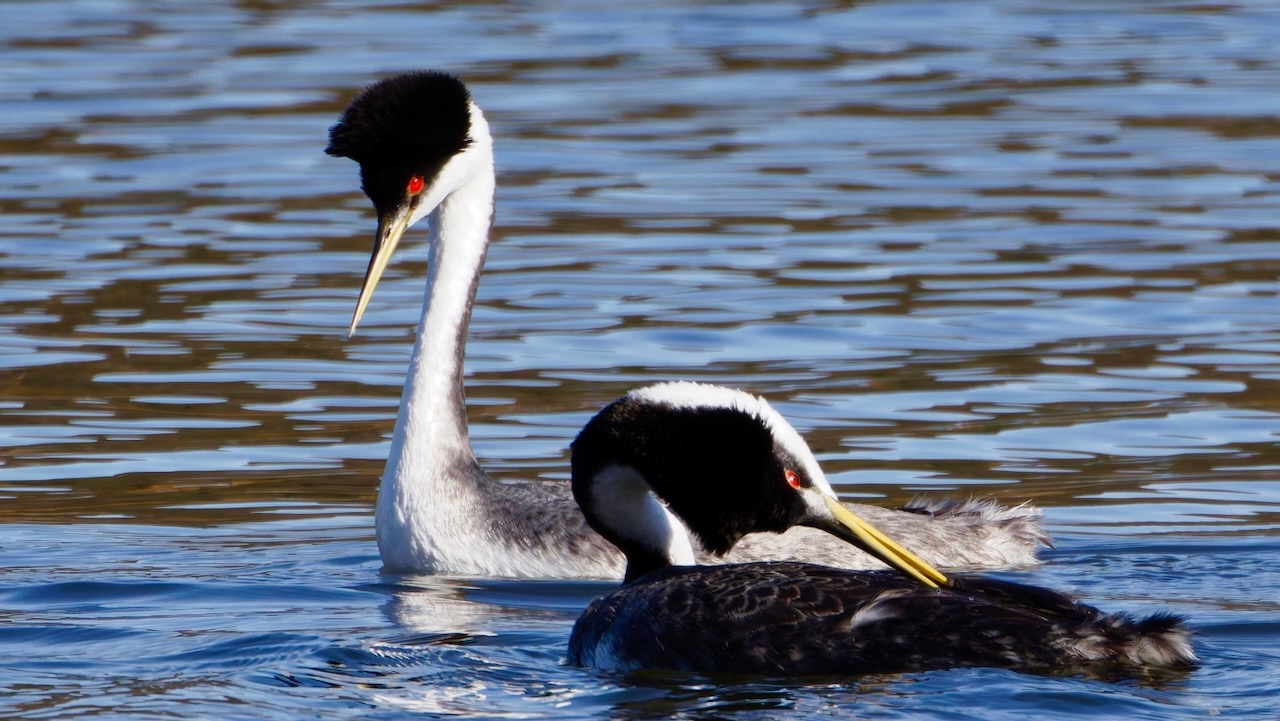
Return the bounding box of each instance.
[2,1,1279,719]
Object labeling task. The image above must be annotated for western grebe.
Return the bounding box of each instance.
[325,70,1047,578]
[567,382,1196,675]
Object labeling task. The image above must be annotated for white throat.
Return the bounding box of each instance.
[375,102,498,570]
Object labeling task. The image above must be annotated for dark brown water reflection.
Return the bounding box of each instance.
[2,1,1279,719]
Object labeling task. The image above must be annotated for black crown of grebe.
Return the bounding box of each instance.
[326,70,1047,578]
[568,382,1197,676]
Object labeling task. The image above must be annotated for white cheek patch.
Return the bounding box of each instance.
[591,464,696,567]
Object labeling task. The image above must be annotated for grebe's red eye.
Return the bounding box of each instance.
[406,175,425,195]
[785,469,800,489]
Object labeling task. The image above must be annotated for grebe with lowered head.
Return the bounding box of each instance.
[568,382,1196,676]
[325,70,1047,578]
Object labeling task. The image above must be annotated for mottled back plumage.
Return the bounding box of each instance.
[568,562,1196,676]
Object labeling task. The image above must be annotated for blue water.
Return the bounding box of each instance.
[3,519,1274,719]
[3,1,1280,718]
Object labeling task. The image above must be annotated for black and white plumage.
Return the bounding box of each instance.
[328,71,619,577]
[567,382,1196,676]
[326,70,1047,579]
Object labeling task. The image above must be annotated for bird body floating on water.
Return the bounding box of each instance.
[567,382,1196,676]
[326,70,1047,579]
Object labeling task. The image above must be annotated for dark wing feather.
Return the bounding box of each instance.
[568,562,1194,675]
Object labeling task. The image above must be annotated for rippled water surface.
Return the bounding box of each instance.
[3,1,1280,718]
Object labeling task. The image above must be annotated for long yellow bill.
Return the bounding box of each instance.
[823,496,950,588]
[349,208,413,335]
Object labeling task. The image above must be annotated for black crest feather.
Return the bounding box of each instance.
[326,71,473,213]
[571,396,806,557]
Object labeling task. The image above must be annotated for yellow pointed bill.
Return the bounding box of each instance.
[823,496,950,588]
[349,208,413,335]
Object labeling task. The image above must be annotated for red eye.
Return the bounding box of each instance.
[785,469,800,489]
[406,175,425,195]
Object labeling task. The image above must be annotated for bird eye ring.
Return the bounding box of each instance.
[785,469,800,489]
[406,175,425,195]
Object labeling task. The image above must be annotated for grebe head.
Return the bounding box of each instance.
[327,71,494,333]
[572,382,949,586]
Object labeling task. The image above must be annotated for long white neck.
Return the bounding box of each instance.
[376,109,496,570]
[388,177,493,474]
